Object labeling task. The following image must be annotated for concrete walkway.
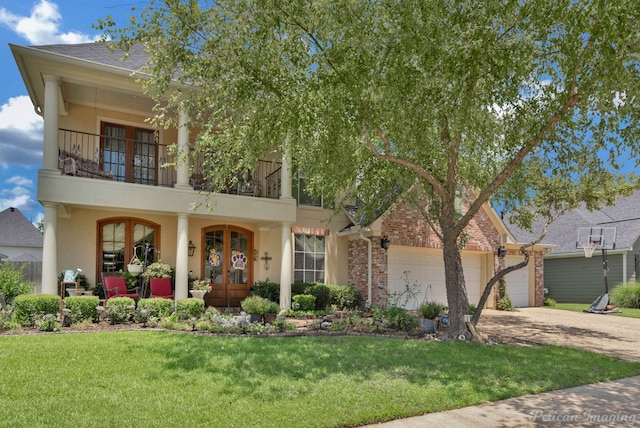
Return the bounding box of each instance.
[365,308,640,427]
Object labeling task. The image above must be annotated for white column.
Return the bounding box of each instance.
[175,214,189,299]
[41,203,58,295]
[42,74,60,171]
[175,110,191,189]
[279,223,292,309]
[280,146,293,199]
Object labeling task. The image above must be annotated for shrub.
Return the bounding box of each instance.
[307,284,331,310]
[106,297,136,324]
[385,306,418,332]
[64,296,100,323]
[419,302,443,319]
[292,294,316,311]
[250,279,279,301]
[13,294,60,327]
[160,314,190,330]
[241,295,272,314]
[266,301,280,314]
[543,297,557,307]
[468,304,476,315]
[0,262,34,310]
[138,298,173,318]
[175,298,204,320]
[611,282,640,308]
[292,282,313,296]
[327,284,359,309]
[497,278,515,311]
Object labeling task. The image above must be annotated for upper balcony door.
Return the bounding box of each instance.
[101,122,158,185]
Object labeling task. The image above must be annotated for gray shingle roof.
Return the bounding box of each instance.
[0,208,43,247]
[32,42,148,73]
[503,190,640,255]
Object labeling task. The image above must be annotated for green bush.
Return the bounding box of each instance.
[13,294,60,327]
[64,296,100,323]
[106,297,136,324]
[327,284,359,309]
[611,282,640,308]
[497,278,515,311]
[385,306,418,332]
[291,282,313,296]
[240,295,272,314]
[292,294,316,311]
[307,284,331,310]
[38,314,60,332]
[250,279,280,301]
[0,262,34,308]
[175,298,204,320]
[138,298,173,318]
[543,297,557,307]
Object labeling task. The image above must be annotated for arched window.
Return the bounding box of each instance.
[97,218,160,279]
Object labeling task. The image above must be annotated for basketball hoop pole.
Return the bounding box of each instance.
[601,247,609,294]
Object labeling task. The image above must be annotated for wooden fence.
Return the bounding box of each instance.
[7,261,43,293]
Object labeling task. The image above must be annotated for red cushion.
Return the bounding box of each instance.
[150,277,173,299]
[104,276,139,300]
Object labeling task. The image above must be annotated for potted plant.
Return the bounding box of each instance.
[127,256,143,277]
[141,261,173,281]
[263,301,280,324]
[240,295,271,323]
[190,279,211,299]
[418,301,443,333]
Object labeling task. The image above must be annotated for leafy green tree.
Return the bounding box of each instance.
[99,0,640,338]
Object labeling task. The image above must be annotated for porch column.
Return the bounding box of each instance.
[175,214,189,299]
[41,202,58,295]
[42,74,60,171]
[175,110,191,189]
[280,145,293,199]
[279,223,292,309]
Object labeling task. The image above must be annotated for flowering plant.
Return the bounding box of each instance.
[192,279,212,292]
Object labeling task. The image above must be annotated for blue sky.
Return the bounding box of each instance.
[0,0,133,225]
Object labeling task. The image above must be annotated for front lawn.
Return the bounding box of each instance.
[548,303,640,319]
[1,332,639,427]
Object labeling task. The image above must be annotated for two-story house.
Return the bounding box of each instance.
[10,41,548,310]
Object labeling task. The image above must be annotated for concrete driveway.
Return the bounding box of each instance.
[477,307,640,362]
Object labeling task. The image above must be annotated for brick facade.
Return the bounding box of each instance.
[348,201,544,308]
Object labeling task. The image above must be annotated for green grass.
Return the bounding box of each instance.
[548,303,640,319]
[1,332,639,427]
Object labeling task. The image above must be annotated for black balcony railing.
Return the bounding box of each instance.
[58,128,281,198]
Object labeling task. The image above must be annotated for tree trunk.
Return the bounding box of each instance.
[442,232,470,339]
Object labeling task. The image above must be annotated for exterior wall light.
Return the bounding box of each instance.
[497,245,507,258]
[381,236,391,250]
[188,240,196,257]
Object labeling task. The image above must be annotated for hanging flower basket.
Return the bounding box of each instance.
[127,256,143,277]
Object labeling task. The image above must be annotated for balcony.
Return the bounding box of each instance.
[57,128,281,198]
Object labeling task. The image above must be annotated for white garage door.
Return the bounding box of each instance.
[505,256,529,307]
[388,246,482,310]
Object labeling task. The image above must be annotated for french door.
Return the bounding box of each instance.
[202,225,253,307]
[101,122,158,185]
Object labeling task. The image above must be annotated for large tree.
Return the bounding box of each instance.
[99,0,640,337]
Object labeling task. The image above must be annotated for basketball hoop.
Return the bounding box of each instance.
[582,242,599,258]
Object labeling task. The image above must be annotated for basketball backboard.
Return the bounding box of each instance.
[576,227,617,250]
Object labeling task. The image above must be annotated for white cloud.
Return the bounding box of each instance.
[0,0,100,45]
[7,176,34,188]
[0,95,43,168]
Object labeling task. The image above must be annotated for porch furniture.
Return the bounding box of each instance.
[59,150,113,180]
[150,277,174,299]
[103,276,140,301]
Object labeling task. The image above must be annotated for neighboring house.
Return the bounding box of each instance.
[0,207,44,292]
[515,191,640,304]
[10,41,547,309]
[0,207,43,262]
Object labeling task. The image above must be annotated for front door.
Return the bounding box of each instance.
[202,225,253,308]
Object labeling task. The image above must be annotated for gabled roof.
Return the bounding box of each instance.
[0,208,43,247]
[503,190,640,255]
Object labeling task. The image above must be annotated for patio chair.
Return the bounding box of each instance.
[103,276,140,301]
[150,277,174,299]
